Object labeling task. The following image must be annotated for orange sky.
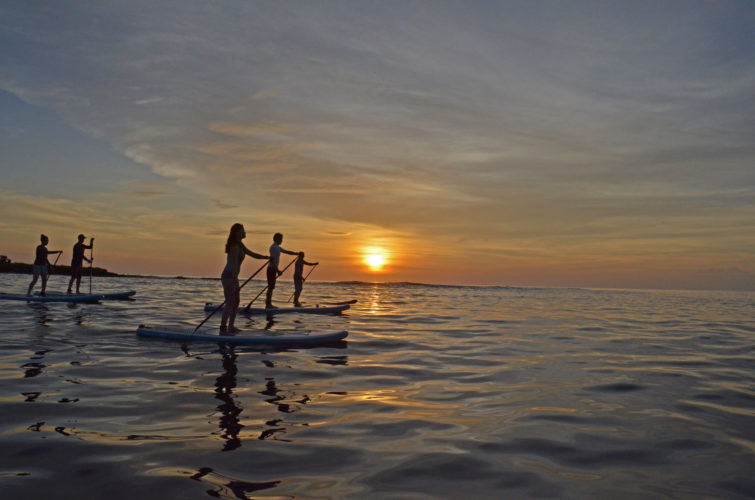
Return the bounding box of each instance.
[1,2,753,290]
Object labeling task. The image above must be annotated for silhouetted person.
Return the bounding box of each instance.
[221,223,268,333]
[293,252,318,307]
[67,234,93,294]
[27,234,62,297]
[266,233,298,308]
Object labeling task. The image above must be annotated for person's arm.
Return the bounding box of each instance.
[241,243,269,260]
[303,260,318,266]
[45,249,62,266]
[280,247,299,256]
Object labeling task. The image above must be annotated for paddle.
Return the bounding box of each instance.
[244,256,297,311]
[89,238,94,294]
[287,263,318,303]
[49,251,62,276]
[192,260,269,334]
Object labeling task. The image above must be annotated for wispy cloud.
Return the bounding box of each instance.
[0,1,753,287]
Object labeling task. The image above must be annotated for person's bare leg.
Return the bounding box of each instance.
[27,272,40,296]
[228,284,241,333]
[220,280,235,332]
[265,288,276,308]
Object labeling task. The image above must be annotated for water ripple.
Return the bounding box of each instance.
[0,275,752,498]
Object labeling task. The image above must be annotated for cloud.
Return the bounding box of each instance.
[1,1,753,287]
[211,199,238,210]
[209,121,298,138]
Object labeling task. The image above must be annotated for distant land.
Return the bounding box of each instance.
[0,261,221,280]
[0,261,123,277]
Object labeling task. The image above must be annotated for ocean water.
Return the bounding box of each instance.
[0,273,753,499]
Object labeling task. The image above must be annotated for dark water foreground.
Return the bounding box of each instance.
[0,274,753,499]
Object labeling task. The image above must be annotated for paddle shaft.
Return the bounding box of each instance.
[89,241,93,294]
[192,260,269,334]
[49,251,62,276]
[287,263,318,303]
[244,256,297,310]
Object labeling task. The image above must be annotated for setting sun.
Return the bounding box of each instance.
[364,253,387,272]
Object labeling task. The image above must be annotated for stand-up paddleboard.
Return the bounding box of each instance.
[35,290,136,300]
[204,302,351,315]
[136,325,348,345]
[0,292,103,303]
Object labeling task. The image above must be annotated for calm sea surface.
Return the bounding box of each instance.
[0,274,753,499]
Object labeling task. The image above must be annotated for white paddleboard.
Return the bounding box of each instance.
[204,303,350,315]
[35,290,136,300]
[0,292,103,303]
[137,325,348,345]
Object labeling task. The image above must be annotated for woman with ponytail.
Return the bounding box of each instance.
[27,234,62,297]
[220,224,268,333]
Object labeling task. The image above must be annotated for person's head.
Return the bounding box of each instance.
[298,251,305,259]
[40,234,48,245]
[225,223,246,253]
[77,234,86,242]
[273,233,283,244]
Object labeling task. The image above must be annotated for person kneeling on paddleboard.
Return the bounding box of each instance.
[266,233,299,308]
[27,234,62,297]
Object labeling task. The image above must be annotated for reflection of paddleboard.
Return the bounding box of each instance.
[0,292,103,303]
[204,303,350,315]
[136,325,348,345]
[35,290,136,300]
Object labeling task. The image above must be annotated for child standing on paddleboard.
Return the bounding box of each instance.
[293,252,318,307]
[27,234,62,297]
[266,233,299,308]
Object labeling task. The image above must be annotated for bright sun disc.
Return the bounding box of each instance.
[365,254,386,271]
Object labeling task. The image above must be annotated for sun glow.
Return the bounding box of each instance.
[364,252,387,272]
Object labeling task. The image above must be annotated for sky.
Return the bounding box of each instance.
[1,1,753,290]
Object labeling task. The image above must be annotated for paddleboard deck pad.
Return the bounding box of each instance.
[137,325,348,345]
[35,290,136,300]
[204,303,350,315]
[0,292,103,303]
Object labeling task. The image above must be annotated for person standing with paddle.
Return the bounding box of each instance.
[220,223,269,333]
[67,234,93,294]
[266,233,299,309]
[27,234,62,297]
[292,252,318,307]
